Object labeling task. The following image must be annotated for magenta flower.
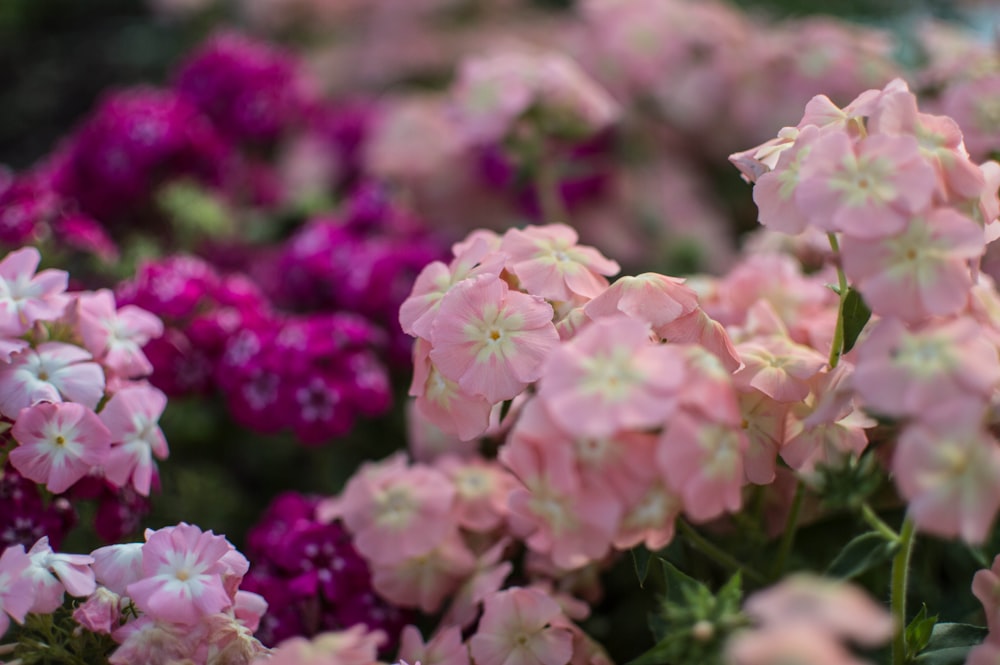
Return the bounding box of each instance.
[430,274,558,404]
[10,401,112,494]
[126,523,235,624]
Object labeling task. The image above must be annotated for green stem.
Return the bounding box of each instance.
[771,481,805,579]
[891,518,917,665]
[861,503,900,543]
[677,519,765,584]
[827,232,850,369]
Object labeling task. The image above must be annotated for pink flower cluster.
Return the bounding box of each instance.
[727,575,894,665]
[733,79,1000,543]
[0,246,169,547]
[241,492,408,648]
[0,523,268,664]
[970,554,1000,664]
[118,254,393,444]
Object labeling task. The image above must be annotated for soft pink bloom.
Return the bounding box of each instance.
[23,536,96,613]
[10,401,112,494]
[436,456,514,532]
[841,207,984,323]
[233,589,268,633]
[583,273,699,335]
[441,539,513,630]
[502,402,622,569]
[430,273,559,404]
[399,625,470,665]
[332,453,456,565]
[75,289,163,378]
[727,626,868,665]
[537,315,686,438]
[0,246,69,336]
[657,409,746,522]
[99,384,170,495]
[973,554,1000,635]
[853,317,1000,419]
[736,389,790,486]
[967,641,1000,665]
[0,544,33,637]
[894,419,1000,543]
[109,617,192,665]
[611,434,682,551]
[405,399,481,463]
[370,531,476,613]
[91,542,144,595]
[257,625,385,665]
[126,523,235,624]
[469,588,575,665]
[744,574,895,647]
[501,224,619,302]
[399,231,505,340]
[796,130,936,238]
[191,610,269,664]
[733,336,827,403]
[73,586,122,634]
[410,339,493,442]
[752,125,822,235]
[0,342,106,418]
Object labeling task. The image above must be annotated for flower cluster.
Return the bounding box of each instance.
[0,523,268,664]
[732,78,1000,542]
[0,246,169,547]
[241,492,409,648]
[118,254,393,444]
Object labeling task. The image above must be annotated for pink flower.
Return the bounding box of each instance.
[657,409,746,522]
[75,289,163,378]
[333,453,456,565]
[409,339,493,442]
[0,544,33,637]
[436,456,514,532]
[126,523,235,624]
[109,617,192,665]
[853,317,1000,419]
[733,336,827,403]
[583,273,700,335]
[501,224,619,302]
[99,384,170,495]
[258,625,385,665]
[441,540,514,630]
[23,536,96,613]
[0,247,68,336]
[538,315,685,438]
[752,125,822,235]
[10,401,112,494]
[91,542,144,596]
[840,207,984,323]
[727,626,868,665]
[894,419,1000,543]
[0,342,106,418]
[796,130,936,238]
[469,587,574,665]
[430,274,559,404]
[370,531,476,613]
[399,625,470,665]
[743,574,895,647]
[73,586,122,634]
[973,554,1000,635]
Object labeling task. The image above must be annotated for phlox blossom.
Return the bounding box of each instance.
[727,627,869,665]
[410,339,493,442]
[91,542,144,595]
[0,544,33,637]
[894,417,1000,543]
[399,625,470,665]
[109,617,192,665]
[853,317,1000,419]
[126,523,235,624]
[0,342,105,418]
[332,453,457,565]
[469,587,574,665]
[796,130,936,238]
[840,207,984,323]
[73,586,122,634]
[538,315,685,438]
[23,536,96,613]
[733,336,827,403]
[99,384,170,495]
[501,224,619,302]
[583,273,699,335]
[257,625,385,665]
[75,289,164,378]
[430,273,559,404]
[973,554,1000,635]
[752,125,821,235]
[370,531,476,613]
[0,246,68,336]
[10,401,112,494]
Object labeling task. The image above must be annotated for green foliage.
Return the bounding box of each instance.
[841,287,872,354]
[913,623,989,665]
[814,451,885,511]
[9,605,117,665]
[631,545,654,589]
[906,605,939,662]
[826,532,900,580]
[629,561,746,665]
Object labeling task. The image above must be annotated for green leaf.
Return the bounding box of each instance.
[716,572,743,613]
[914,623,989,665]
[841,288,872,353]
[631,547,653,588]
[627,632,688,665]
[826,531,899,579]
[906,605,938,660]
[660,559,709,607]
